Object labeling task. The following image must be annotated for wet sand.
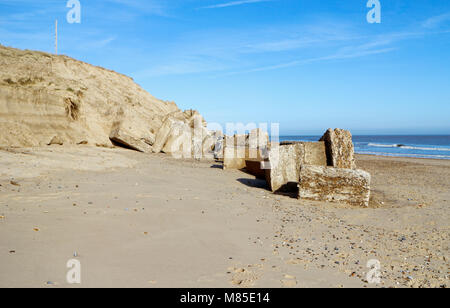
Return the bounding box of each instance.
[0,147,448,288]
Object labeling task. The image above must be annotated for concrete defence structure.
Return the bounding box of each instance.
[320,128,356,169]
[264,142,327,192]
[298,165,371,207]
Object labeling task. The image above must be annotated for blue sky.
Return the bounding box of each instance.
[1,0,449,135]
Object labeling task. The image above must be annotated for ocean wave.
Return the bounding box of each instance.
[357,151,450,159]
[366,143,450,152]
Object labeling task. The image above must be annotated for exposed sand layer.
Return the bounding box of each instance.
[0,45,182,148]
[0,148,448,288]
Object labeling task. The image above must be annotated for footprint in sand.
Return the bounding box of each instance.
[228,267,260,287]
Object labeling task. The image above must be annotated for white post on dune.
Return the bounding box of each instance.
[55,19,58,55]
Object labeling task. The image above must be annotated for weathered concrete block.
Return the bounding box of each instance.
[152,117,179,153]
[245,159,265,178]
[223,146,262,170]
[222,129,269,167]
[162,121,192,158]
[110,127,152,153]
[320,128,356,169]
[277,141,327,166]
[234,134,248,147]
[209,131,223,157]
[201,135,216,159]
[263,141,326,193]
[264,144,304,192]
[248,128,269,149]
[298,166,371,207]
[224,128,269,148]
[214,138,224,160]
[223,146,246,170]
[279,141,300,145]
[191,122,206,160]
[303,141,327,166]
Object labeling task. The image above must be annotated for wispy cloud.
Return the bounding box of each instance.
[241,34,360,53]
[199,0,272,10]
[80,36,117,49]
[128,9,450,78]
[222,46,396,76]
[422,12,450,29]
[132,22,359,77]
[222,25,450,76]
[135,62,225,77]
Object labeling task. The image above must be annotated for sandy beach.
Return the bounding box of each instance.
[0,146,448,288]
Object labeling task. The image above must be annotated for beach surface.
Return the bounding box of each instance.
[0,147,448,288]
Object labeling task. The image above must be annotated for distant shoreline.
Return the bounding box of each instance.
[354,152,450,160]
[355,153,450,161]
[279,135,450,160]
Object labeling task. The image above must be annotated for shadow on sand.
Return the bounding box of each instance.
[237,178,268,190]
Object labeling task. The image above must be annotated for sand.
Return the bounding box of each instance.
[0,147,448,288]
[0,45,183,148]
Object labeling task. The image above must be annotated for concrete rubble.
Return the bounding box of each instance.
[298,165,371,207]
[244,159,266,178]
[162,121,192,157]
[264,143,305,192]
[109,112,368,206]
[264,141,328,192]
[320,128,356,169]
[223,128,269,170]
[150,113,214,159]
[261,128,370,206]
[110,124,153,153]
[110,108,368,207]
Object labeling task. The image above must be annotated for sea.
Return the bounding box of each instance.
[279,135,450,160]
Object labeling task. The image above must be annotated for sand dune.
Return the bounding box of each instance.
[0,45,182,148]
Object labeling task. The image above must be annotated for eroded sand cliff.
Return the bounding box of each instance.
[0,45,183,148]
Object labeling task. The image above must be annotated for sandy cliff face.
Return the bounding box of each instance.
[0,45,183,147]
